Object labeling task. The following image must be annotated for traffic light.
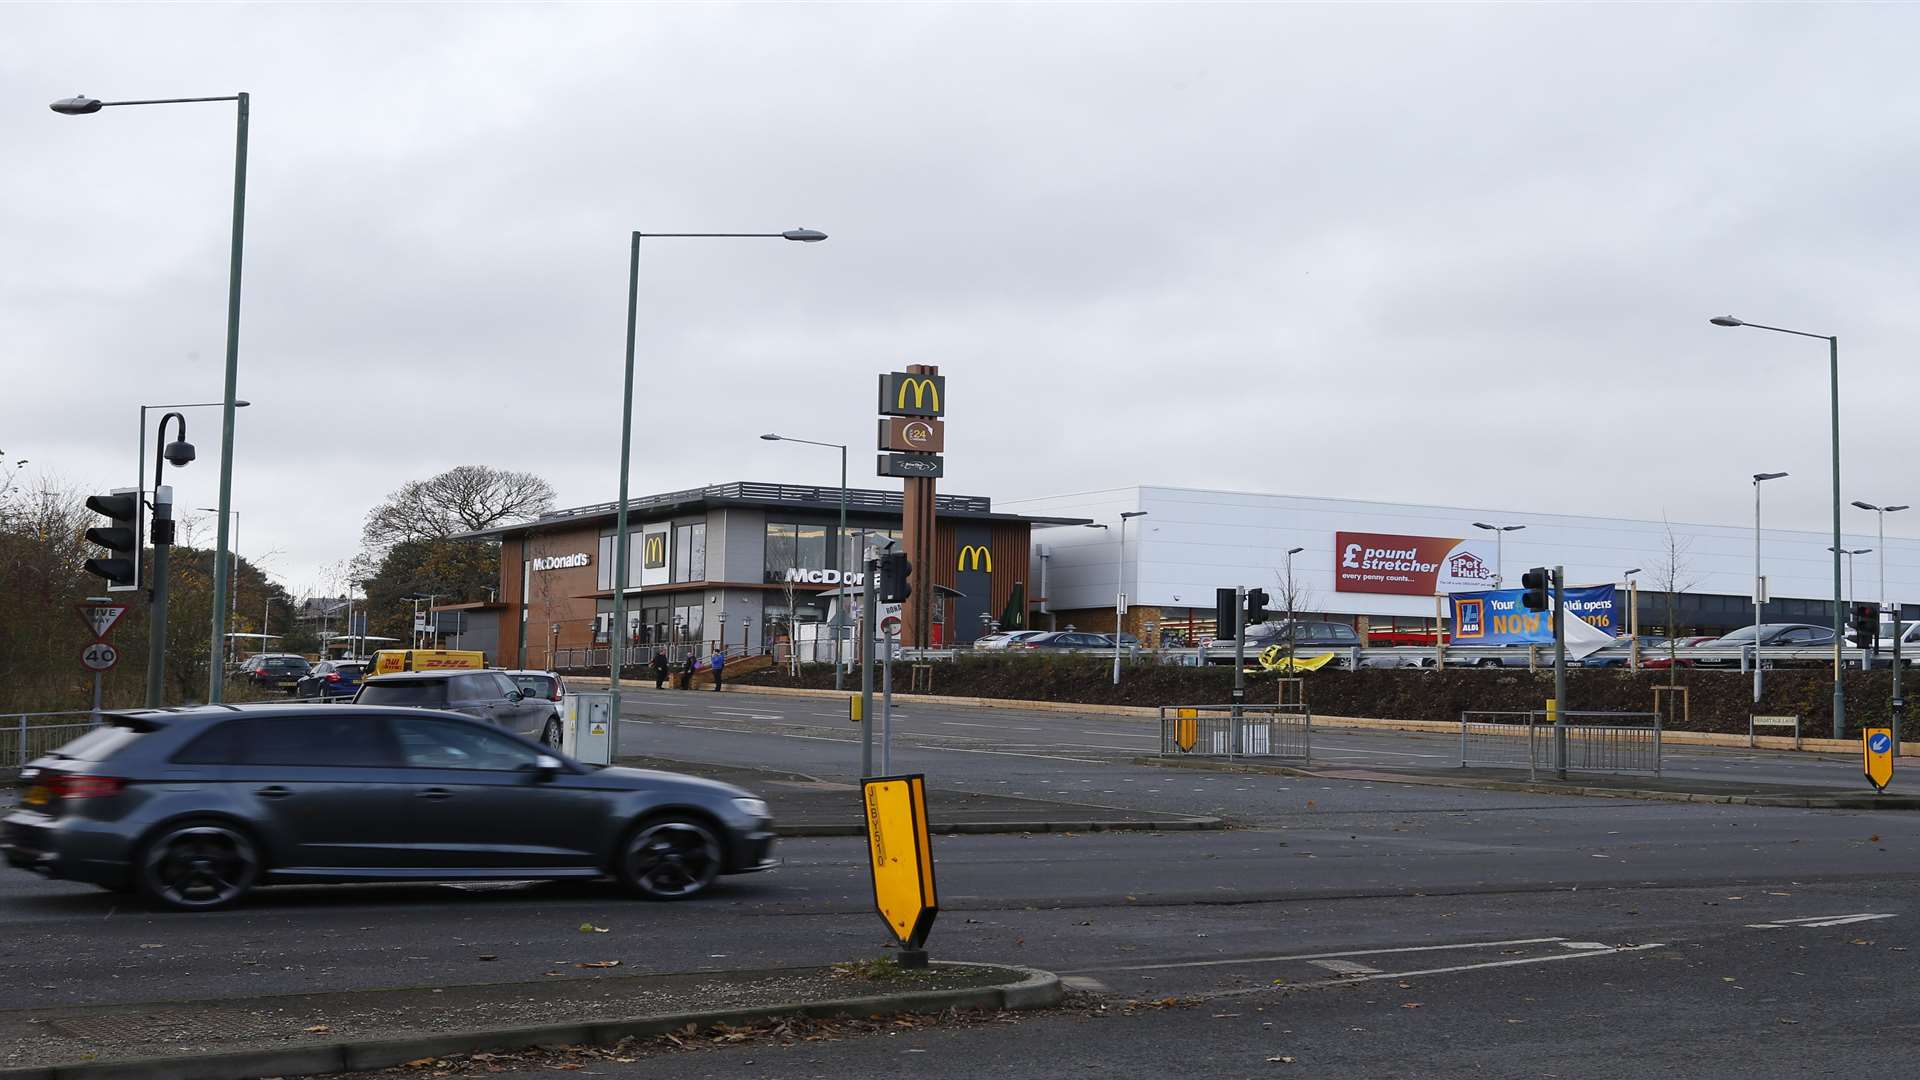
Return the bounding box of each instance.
[879,551,912,603]
[1216,588,1238,634]
[1246,588,1270,625]
[1520,567,1551,612]
[83,488,141,592]
[1853,603,1881,653]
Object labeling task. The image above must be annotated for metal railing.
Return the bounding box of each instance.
[1158,704,1311,760]
[1459,710,1662,778]
[4,713,102,774]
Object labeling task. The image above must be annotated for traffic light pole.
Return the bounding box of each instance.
[1553,565,1567,780]
[861,552,878,779]
[1232,585,1246,756]
[1890,604,1904,750]
[146,487,175,708]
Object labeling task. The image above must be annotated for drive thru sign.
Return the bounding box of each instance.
[1864,728,1895,792]
[862,774,938,966]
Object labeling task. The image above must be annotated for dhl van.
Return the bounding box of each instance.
[367,649,488,676]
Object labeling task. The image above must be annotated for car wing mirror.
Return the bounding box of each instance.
[533,754,563,781]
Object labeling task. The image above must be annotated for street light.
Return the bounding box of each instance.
[140,400,249,545]
[1850,501,1909,609]
[1712,315,1847,737]
[1829,547,1872,605]
[1284,546,1305,655]
[1112,511,1148,685]
[197,506,240,666]
[761,432,849,690]
[1751,472,1788,704]
[607,228,828,748]
[1472,522,1525,586]
[59,91,253,703]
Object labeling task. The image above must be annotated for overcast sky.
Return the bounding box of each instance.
[9,3,1920,595]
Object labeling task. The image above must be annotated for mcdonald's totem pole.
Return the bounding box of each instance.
[877,364,946,647]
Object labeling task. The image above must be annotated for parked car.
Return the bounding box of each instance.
[974,630,1048,650]
[1010,631,1114,650]
[1642,635,1719,670]
[1579,636,1670,668]
[1688,623,1836,668]
[2,704,776,910]
[237,654,311,694]
[294,660,366,700]
[502,670,567,728]
[1206,620,1361,664]
[354,670,562,746]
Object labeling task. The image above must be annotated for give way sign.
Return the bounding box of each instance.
[77,604,129,640]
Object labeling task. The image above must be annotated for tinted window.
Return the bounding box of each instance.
[1333,625,1360,643]
[391,717,543,771]
[51,723,145,762]
[356,680,449,706]
[338,664,365,678]
[263,658,309,672]
[230,716,396,767]
[449,674,499,701]
[174,720,244,764]
[490,673,521,698]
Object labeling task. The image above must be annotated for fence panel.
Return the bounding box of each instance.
[1459,710,1661,777]
[1158,705,1311,760]
[3,714,101,774]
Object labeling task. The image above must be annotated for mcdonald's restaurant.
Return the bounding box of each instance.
[463,480,1087,670]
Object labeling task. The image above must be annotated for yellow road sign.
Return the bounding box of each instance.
[1864,727,1895,792]
[849,694,863,723]
[1173,708,1199,752]
[863,775,938,950]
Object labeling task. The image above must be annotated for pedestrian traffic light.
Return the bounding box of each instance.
[879,552,912,603]
[1853,603,1881,653]
[1520,567,1551,612]
[83,488,141,592]
[1246,588,1270,625]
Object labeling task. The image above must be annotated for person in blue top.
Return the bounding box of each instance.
[710,648,725,691]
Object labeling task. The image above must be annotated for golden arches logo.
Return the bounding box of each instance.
[957,545,992,573]
[643,533,667,568]
[897,377,940,413]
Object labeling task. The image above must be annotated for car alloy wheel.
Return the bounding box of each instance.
[138,822,260,912]
[620,818,722,900]
[542,720,563,748]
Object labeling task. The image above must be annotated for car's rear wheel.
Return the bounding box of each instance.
[617,815,723,900]
[135,820,260,912]
[541,718,563,748]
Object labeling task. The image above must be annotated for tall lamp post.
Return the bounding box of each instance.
[1850,501,1908,610]
[198,506,240,667]
[1752,472,1788,703]
[761,433,848,689]
[1112,511,1148,685]
[1830,547,1871,606]
[608,228,827,750]
[1284,546,1305,655]
[57,92,251,703]
[1624,568,1643,670]
[1712,315,1847,737]
[1472,522,1525,586]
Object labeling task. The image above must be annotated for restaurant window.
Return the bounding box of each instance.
[836,527,900,572]
[596,532,615,591]
[674,522,707,582]
[765,521,829,581]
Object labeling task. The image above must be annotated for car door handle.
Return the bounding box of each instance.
[255,786,293,800]
[416,788,454,800]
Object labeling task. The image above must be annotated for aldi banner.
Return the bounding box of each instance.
[1450,585,1621,648]
[1335,531,1500,595]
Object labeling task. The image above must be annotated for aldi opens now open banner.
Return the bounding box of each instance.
[1449,585,1620,653]
[1334,532,1500,595]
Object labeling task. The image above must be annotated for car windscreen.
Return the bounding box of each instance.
[262,658,309,671]
[356,681,450,706]
[45,721,147,762]
[1714,627,1760,644]
[509,674,554,697]
[337,665,366,678]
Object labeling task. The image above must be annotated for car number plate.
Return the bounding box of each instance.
[21,786,50,807]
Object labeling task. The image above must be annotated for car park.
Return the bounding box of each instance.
[1,704,776,910]
[354,670,561,746]
[1206,620,1361,664]
[1579,636,1670,668]
[974,630,1048,650]
[1688,623,1835,668]
[294,660,366,700]
[236,654,311,694]
[1011,631,1114,650]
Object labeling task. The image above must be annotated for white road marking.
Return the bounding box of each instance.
[1310,959,1381,976]
[1060,976,1110,993]
[941,721,1005,729]
[1312,743,1451,759]
[1066,937,1567,974]
[1325,943,1666,985]
[1557,942,1612,951]
[620,719,1105,764]
[1747,914,1898,929]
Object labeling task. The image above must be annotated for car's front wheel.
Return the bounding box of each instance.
[616,816,723,900]
[135,819,261,912]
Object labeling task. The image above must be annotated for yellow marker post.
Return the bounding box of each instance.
[1173,708,1199,752]
[849,694,863,724]
[1864,727,1895,792]
[863,774,938,967]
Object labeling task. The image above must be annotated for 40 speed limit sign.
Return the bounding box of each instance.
[80,641,119,673]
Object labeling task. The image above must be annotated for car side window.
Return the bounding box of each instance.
[492,673,522,698]
[173,719,246,765]
[390,717,544,772]
[450,674,493,701]
[1334,625,1359,643]
[180,716,398,767]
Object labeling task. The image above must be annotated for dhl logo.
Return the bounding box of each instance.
[644,533,666,567]
[957,545,991,573]
[897,377,940,413]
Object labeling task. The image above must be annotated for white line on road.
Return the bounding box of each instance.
[619,719,1105,764]
[1747,914,1898,929]
[1065,937,1567,974]
[1312,743,1451,759]
[1310,959,1381,976]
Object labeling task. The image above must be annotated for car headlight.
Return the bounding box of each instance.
[732,797,770,819]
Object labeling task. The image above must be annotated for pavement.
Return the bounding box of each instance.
[2,685,1917,1077]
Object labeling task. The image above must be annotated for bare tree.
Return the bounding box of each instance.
[1270,565,1316,654]
[1649,515,1702,669]
[360,466,555,553]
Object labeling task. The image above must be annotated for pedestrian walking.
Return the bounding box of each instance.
[651,649,668,690]
[681,654,696,691]
[710,648,725,691]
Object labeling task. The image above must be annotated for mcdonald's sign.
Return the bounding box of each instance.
[956,545,992,573]
[878,372,945,417]
[643,532,667,569]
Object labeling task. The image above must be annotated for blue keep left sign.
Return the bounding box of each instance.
[1870,732,1894,754]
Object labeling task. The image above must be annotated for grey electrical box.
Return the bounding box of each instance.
[566,692,613,765]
